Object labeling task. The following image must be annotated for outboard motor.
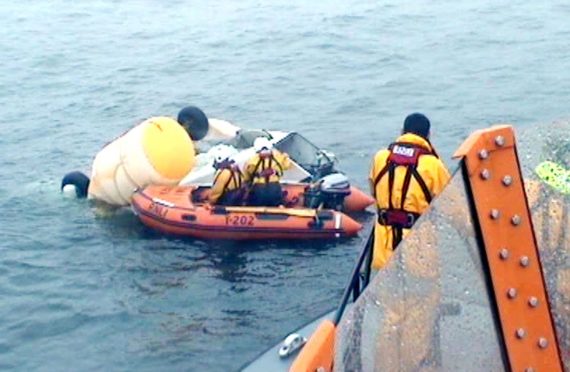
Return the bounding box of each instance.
[304,173,351,211]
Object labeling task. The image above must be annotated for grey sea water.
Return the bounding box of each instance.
[1,1,569,370]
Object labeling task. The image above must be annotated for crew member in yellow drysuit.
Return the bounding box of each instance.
[208,148,245,206]
[369,113,451,269]
[243,137,292,207]
[372,141,570,370]
[362,114,449,370]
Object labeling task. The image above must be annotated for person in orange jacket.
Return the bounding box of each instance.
[369,113,451,269]
[243,137,292,206]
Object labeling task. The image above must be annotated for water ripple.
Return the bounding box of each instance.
[1,0,570,370]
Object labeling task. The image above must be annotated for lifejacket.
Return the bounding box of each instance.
[213,160,245,198]
[372,141,438,248]
[251,151,284,184]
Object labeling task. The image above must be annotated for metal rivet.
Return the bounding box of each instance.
[495,135,505,147]
[520,256,530,267]
[478,149,489,160]
[499,248,509,260]
[516,328,526,339]
[490,209,500,219]
[528,297,539,308]
[480,169,490,180]
[502,175,512,186]
[525,368,535,372]
[316,368,326,372]
[538,337,548,349]
[507,288,517,299]
[511,215,521,226]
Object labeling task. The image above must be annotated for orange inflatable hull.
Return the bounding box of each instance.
[183,182,374,212]
[131,184,366,240]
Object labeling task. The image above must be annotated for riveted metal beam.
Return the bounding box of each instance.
[454,125,563,371]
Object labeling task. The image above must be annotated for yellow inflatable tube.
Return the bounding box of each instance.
[87,117,195,206]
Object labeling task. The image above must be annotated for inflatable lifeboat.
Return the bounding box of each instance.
[131,179,366,240]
